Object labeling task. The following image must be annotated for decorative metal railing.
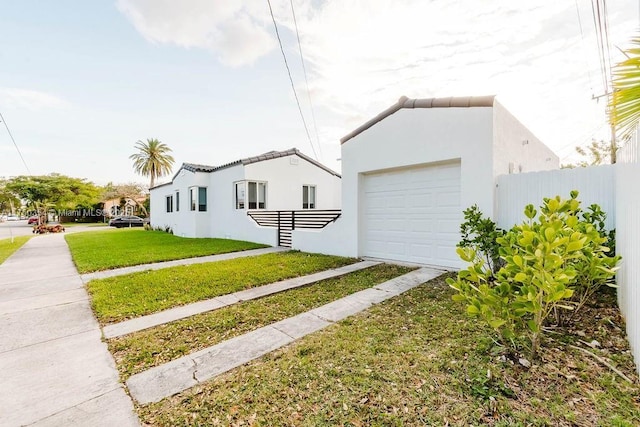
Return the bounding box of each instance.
[247,209,341,247]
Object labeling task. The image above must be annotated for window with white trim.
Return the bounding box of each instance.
[175,191,180,212]
[189,187,207,211]
[302,185,316,209]
[235,182,245,209]
[234,181,266,209]
[248,181,266,209]
[165,195,173,213]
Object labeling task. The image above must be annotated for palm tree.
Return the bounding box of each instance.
[610,35,640,142]
[129,138,175,189]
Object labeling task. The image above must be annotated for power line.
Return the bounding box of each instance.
[574,0,595,95]
[266,0,318,160]
[0,111,31,175]
[289,0,323,161]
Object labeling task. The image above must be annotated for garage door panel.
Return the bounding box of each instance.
[362,162,461,268]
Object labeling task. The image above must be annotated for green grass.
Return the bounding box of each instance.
[65,229,267,273]
[109,264,413,379]
[0,236,32,264]
[139,275,640,426]
[89,251,357,324]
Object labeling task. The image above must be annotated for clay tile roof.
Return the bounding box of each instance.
[182,162,217,173]
[341,95,495,144]
[215,148,340,177]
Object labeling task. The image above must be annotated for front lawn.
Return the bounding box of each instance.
[65,229,267,273]
[110,264,414,379]
[0,236,32,264]
[139,276,640,426]
[88,251,357,324]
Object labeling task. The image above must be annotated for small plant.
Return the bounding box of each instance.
[448,191,620,360]
[458,205,504,275]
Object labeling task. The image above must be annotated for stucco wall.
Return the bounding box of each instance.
[208,164,278,246]
[244,155,341,210]
[492,100,559,178]
[295,106,495,258]
[150,170,211,238]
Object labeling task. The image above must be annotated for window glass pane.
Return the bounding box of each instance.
[235,182,245,209]
[248,182,257,209]
[258,182,266,209]
[166,195,173,212]
[310,186,316,209]
[198,187,207,212]
[175,192,179,211]
[302,186,308,209]
[190,189,196,211]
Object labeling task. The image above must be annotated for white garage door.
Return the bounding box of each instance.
[361,162,462,268]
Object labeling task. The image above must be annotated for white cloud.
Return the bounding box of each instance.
[116,0,638,156]
[0,88,69,111]
[116,0,276,66]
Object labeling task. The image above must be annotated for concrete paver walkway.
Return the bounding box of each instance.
[0,234,139,426]
[126,267,443,404]
[103,260,381,338]
[80,246,287,282]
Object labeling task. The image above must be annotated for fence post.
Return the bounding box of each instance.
[277,211,281,246]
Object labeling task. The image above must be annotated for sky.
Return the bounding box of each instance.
[0,0,638,186]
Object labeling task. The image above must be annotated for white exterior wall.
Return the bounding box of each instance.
[616,133,640,374]
[150,170,211,238]
[295,106,495,258]
[208,164,278,246]
[244,155,341,210]
[493,100,559,177]
[495,165,616,230]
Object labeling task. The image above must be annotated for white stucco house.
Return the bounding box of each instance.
[150,148,341,246]
[294,95,559,268]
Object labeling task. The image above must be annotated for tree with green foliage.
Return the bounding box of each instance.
[129,138,175,189]
[610,35,640,142]
[562,139,619,169]
[0,179,21,214]
[6,174,102,222]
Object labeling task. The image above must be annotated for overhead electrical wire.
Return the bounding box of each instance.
[0,111,31,175]
[266,0,318,160]
[575,0,595,95]
[289,0,323,161]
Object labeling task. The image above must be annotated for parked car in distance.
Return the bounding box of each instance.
[108,215,145,228]
[6,215,19,221]
[28,216,39,225]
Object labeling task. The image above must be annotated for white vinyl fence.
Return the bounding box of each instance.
[496,136,640,373]
[495,165,616,230]
[616,137,640,373]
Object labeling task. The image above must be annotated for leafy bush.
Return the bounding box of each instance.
[447,191,620,359]
[458,205,504,275]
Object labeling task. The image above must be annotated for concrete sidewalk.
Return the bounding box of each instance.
[0,234,139,426]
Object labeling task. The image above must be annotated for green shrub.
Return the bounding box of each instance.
[458,205,504,275]
[447,191,620,359]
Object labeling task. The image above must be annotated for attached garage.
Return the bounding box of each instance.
[360,161,462,268]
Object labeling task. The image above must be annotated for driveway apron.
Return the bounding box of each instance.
[0,234,139,426]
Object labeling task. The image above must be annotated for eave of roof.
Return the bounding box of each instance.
[152,148,340,190]
[213,148,341,177]
[340,95,496,144]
